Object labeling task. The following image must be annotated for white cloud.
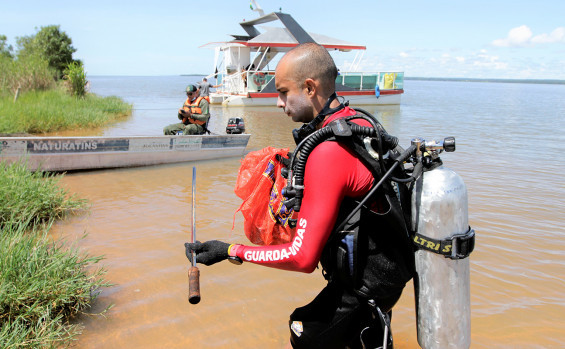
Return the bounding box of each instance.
[492,25,565,47]
[350,42,564,79]
[531,27,565,44]
[492,25,532,47]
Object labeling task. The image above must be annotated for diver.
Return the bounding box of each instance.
[185,43,414,348]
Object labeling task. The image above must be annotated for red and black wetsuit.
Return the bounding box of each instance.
[232,106,412,348]
[231,107,373,271]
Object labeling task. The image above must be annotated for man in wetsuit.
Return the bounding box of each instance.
[185,43,413,348]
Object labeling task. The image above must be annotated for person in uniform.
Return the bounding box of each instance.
[163,85,210,135]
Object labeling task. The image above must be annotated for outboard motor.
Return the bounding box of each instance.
[226,117,245,134]
[410,137,474,349]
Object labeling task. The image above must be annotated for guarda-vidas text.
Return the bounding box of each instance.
[31,140,98,152]
[244,218,307,262]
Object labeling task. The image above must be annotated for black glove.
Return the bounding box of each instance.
[184,240,230,266]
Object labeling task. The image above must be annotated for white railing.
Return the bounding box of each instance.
[215,71,404,94]
[337,72,404,90]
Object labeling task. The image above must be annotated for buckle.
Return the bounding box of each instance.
[448,227,475,260]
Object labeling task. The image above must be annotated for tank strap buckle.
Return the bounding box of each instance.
[413,226,475,259]
[449,227,475,260]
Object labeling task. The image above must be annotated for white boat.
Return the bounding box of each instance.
[201,2,404,107]
[0,134,250,172]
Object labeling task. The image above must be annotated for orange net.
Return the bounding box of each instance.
[234,147,296,245]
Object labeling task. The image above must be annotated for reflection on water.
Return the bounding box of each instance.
[50,77,565,348]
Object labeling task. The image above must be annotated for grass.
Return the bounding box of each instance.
[0,160,86,228]
[0,161,109,348]
[0,87,132,134]
[0,55,55,96]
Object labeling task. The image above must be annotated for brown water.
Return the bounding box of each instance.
[50,77,565,348]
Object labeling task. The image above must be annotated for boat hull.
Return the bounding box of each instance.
[0,134,250,172]
[210,90,402,107]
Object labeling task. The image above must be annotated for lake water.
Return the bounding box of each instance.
[50,76,565,348]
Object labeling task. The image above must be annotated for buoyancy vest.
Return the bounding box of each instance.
[284,109,415,299]
[182,96,210,125]
[320,195,415,300]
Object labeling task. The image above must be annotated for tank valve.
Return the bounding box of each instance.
[443,137,456,152]
[423,137,456,153]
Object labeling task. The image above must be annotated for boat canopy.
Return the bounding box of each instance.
[200,11,365,53]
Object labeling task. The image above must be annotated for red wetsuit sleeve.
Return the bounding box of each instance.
[234,141,374,272]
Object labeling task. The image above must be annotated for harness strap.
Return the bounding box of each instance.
[412,226,475,259]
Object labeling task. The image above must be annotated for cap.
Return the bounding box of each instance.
[185,85,198,93]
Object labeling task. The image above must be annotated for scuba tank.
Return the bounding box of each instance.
[410,138,474,349]
[281,110,475,348]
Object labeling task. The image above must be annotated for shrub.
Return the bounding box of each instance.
[63,61,87,97]
[16,25,77,80]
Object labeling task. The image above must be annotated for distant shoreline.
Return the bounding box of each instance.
[405,77,565,85]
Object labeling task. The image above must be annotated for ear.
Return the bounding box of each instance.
[304,78,316,96]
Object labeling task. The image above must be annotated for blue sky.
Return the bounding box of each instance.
[2,0,564,79]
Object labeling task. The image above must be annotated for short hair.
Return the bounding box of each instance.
[202,78,208,81]
[285,43,338,95]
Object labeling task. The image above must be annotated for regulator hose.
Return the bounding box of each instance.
[284,118,400,212]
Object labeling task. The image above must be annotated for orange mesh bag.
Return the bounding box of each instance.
[234,147,296,245]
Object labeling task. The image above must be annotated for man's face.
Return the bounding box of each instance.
[275,60,314,123]
[187,90,197,102]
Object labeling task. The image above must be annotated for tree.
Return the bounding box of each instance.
[0,34,13,59]
[16,25,78,79]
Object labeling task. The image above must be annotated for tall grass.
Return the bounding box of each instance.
[0,221,109,348]
[0,54,55,96]
[0,161,109,348]
[0,88,131,134]
[0,161,86,228]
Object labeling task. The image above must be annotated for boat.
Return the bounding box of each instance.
[200,1,404,107]
[0,133,250,172]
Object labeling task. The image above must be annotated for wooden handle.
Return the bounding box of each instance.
[188,266,201,304]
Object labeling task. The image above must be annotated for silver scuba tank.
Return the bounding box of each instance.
[410,138,473,349]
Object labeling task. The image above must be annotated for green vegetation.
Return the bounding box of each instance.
[0,54,55,95]
[0,87,131,134]
[0,25,121,348]
[1,26,132,134]
[0,35,14,59]
[63,61,87,97]
[0,161,109,348]
[0,160,86,228]
[16,25,79,80]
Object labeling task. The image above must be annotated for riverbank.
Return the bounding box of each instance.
[0,87,132,134]
[0,161,110,347]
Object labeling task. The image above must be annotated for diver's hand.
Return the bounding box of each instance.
[185,240,230,266]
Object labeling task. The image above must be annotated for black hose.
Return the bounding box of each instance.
[286,119,404,212]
